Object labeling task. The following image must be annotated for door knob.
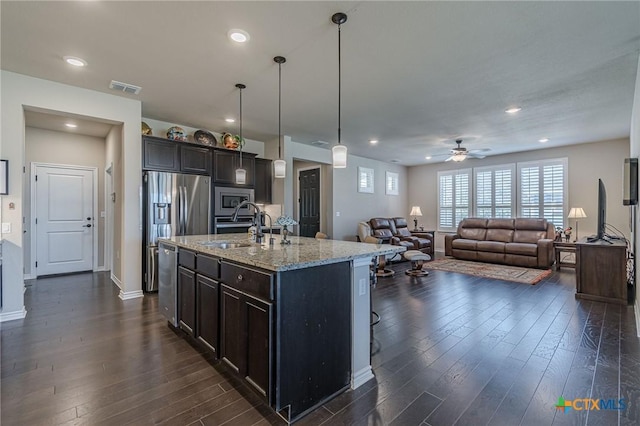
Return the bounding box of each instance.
[83,224,92,228]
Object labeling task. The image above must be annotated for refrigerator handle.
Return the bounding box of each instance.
[149,247,157,290]
[181,186,188,234]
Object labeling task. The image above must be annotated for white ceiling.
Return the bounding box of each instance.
[2,1,639,166]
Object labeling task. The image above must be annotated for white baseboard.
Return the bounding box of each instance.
[23,273,36,280]
[0,307,27,322]
[119,290,144,301]
[633,294,640,337]
[351,366,375,389]
[95,266,107,272]
[110,273,122,289]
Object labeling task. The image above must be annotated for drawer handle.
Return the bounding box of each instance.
[237,274,243,281]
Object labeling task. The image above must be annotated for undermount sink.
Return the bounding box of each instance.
[198,241,252,249]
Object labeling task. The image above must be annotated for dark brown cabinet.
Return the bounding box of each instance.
[254,158,273,204]
[576,240,628,304]
[196,274,219,353]
[177,266,196,335]
[213,149,255,185]
[143,136,212,175]
[143,137,180,171]
[181,145,212,175]
[220,261,274,403]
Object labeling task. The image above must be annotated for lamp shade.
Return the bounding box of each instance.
[235,168,247,185]
[410,206,423,216]
[567,207,587,219]
[332,144,347,168]
[273,159,286,178]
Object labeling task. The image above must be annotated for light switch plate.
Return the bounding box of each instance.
[1,222,11,233]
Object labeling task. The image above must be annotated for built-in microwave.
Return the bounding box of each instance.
[214,187,255,217]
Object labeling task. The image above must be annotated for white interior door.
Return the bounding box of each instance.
[35,165,95,276]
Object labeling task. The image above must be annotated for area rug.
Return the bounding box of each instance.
[425,258,552,285]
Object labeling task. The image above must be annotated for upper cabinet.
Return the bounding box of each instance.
[143,136,211,175]
[213,149,255,186]
[254,158,273,204]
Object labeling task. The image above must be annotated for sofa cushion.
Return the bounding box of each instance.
[451,239,478,251]
[487,219,514,229]
[513,230,547,244]
[486,228,514,243]
[515,218,547,231]
[505,242,537,256]
[373,228,394,239]
[478,252,505,264]
[477,240,506,253]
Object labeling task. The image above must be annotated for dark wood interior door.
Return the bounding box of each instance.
[299,168,320,237]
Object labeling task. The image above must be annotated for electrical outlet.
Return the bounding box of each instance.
[100,211,106,218]
[336,211,341,217]
[359,278,367,296]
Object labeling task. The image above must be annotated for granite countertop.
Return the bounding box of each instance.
[160,234,405,272]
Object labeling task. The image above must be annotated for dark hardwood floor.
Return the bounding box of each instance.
[1,261,638,425]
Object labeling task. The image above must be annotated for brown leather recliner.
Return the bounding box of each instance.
[390,217,434,257]
[369,217,434,256]
[368,218,414,250]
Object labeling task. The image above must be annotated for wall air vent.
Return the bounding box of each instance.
[109,80,142,95]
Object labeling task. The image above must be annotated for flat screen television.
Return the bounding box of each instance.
[596,178,607,240]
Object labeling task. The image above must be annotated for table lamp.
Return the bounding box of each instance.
[275,215,298,245]
[409,206,423,231]
[567,207,587,242]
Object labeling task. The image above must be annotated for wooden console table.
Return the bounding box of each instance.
[575,239,627,305]
[554,241,576,270]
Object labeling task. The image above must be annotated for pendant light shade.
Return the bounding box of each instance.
[332,12,348,169]
[235,83,246,184]
[274,56,287,178]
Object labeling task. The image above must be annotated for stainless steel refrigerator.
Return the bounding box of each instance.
[144,171,210,291]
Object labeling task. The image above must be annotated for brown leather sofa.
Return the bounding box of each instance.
[369,217,434,257]
[444,218,555,268]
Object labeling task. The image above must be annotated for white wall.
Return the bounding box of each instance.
[0,71,142,320]
[24,128,107,276]
[630,53,640,332]
[409,138,630,251]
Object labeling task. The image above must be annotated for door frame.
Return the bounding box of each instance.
[296,165,322,235]
[30,162,99,277]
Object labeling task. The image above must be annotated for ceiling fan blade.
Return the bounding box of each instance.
[468,153,486,159]
[444,155,455,162]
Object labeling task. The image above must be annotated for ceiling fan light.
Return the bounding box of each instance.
[452,154,466,162]
[274,159,286,178]
[332,144,348,168]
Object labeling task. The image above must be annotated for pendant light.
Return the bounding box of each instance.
[235,83,247,184]
[331,12,348,168]
[273,56,287,178]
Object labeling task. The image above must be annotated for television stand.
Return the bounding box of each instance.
[576,239,627,304]
[586,235,613,244]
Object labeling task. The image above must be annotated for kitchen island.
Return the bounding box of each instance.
[158,233,404,423]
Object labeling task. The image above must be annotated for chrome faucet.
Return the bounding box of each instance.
[231,201,274,245]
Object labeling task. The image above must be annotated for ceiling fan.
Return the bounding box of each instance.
[445,139,488,162]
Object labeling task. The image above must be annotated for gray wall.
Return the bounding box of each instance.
[24,127,107,276]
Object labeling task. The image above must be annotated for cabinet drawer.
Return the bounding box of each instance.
[197,254,220,279]
[178,249,196,269]
[221,261,274,301]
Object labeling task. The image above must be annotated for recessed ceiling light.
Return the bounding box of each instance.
[225,118,236,123]
[369,139,378,145]
[539,138,550,143]
[505,107,522,114]
[65,123,77,128]
[63,56,87,67]
[228,29,250,43]
[425,156,432,160]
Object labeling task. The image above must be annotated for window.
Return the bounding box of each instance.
[438,168,471,231]
[385,171,399,195]
[358,167,374,193]
[474,164,515,218]
[517,158,567,228]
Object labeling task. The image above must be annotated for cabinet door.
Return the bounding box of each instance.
[177,266,196,335]
[254,158,272,204]
[220,284,245,374]
[213,150,255,185]
[245,294,272,402]
[197,274,219,354]
[181,145,212,175]
[143,138,180,171]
